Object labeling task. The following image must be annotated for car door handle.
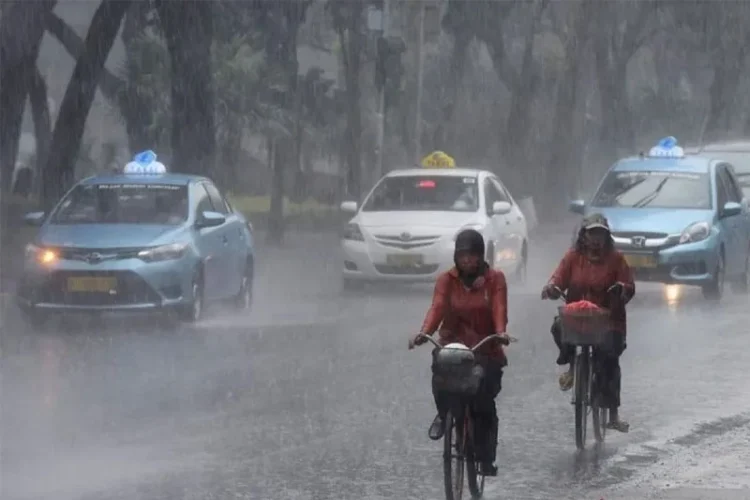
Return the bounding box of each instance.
[222,235,229,245]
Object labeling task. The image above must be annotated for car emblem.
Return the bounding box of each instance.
[631,236,646,247]
[86,252,103,264]
[400,232,411,241]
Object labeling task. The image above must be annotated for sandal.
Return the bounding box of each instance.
[558,371,574,391]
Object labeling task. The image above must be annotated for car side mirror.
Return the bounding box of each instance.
[568,199,585,214]
[340,201,358,213]
[196,211,226,228]
[23,211,45,226]
[721,201,742,218]
[492,201,512,215]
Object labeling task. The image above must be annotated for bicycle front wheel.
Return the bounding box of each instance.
[465,412,485,499]
[574,352,590,450]
[443,409,466,500]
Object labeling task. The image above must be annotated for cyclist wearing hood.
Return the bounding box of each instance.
[408,228,509,476]
[541,213,634,432]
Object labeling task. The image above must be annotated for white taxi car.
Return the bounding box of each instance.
[340,165,529,288]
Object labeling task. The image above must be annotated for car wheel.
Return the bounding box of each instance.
[342,277,364,292]
[233,264,253,311]
[702,252,725,301]
[180,278,204,323]
[731,250,750,294]
[513,243,528,284]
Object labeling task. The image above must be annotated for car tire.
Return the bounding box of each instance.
[513,242,528,284]
[731,251,750,295]
[702,252,725,301]
[233,262,254,311]
[342,277,364,292]
[180,276,204,323]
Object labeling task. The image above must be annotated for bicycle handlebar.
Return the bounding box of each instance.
[544,283,624,302]
[415,333,518,352]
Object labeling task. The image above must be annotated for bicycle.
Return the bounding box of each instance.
[544,285,620,450]
[415,333,518,500]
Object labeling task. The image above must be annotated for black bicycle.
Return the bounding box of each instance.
[415,333,517,500]
[545,285,618,450]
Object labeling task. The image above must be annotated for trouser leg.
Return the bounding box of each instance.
[551,317,575,365]
[472,362,504,463]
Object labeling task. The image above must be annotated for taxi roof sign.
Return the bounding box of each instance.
[647,136,685,159]
[421,150,456,168]
[123,150,167,175]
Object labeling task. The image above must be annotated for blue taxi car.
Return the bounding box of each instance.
[568,137,750,301]
[16,152,255,326]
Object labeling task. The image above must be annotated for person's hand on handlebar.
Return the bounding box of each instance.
[607,281,628,301]
[495,332,512,345]
[408,332,429,350]
[541,283,562,300]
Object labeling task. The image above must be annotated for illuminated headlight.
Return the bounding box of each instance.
[343,223,364,242]
[137,243,188,262]
[454,224,483,241]
[679,222,710,244]
[25,244,58,265]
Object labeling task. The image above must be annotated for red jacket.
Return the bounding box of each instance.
[421,267,508,362]
[548,248,635,335]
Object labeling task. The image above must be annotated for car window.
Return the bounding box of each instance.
[490,178,512,204]
[361,175,479,212]
[591,170,711,209]
[719,166,742,202]
[193,184,215,216]
[52,183,189,225]
[203,182,230,215]
[484,179,508,215]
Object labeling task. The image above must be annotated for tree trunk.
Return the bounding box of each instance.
[444,32,471,154]
[157,0,216,176]
[28,68,51,198]
[0,0,55,194]
[338,4,364,201]
[42,0,131,210]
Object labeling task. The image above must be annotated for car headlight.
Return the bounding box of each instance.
[25,244,59,265]
[137,243,188,262]
[454,224,483,241]
[343,223,364,241]
[679,222,710,244]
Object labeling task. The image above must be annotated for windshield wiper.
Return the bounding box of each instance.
[631,177,670,208]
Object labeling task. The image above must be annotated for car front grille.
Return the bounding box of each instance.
[373,234,441,250]
[39,270,161,306]
[374,264,439,275]
[56,247,143,263]
[612,231,669,239]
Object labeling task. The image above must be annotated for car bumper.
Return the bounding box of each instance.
[617,238,719,286]
[16,256,195,313]
[341,238,523,282]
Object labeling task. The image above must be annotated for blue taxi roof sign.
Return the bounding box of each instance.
[647,136,685,159]
[123,150,167,175]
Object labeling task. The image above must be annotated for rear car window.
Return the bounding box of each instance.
[362,175,479,212]
[52,183,189,225]
[592,170,711,210]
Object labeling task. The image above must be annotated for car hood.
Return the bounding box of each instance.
[38,224,182,248]
[588,207,714,234]
[356,211,478,229]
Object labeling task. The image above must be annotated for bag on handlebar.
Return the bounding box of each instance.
[558,301,613,347]
[432,347,484,396]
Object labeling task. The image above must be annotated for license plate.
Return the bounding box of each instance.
[386,254,424,267]
[66,276,117,293]
[624,254,657,268]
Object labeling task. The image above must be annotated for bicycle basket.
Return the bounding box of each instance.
[557,306,613,346]
[432,348,482,396]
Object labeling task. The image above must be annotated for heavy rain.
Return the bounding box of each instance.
[3,1,750,500]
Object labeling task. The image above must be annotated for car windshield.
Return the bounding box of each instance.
[51,183,189,225]
[592,170,711,209]
[362,175,479,212]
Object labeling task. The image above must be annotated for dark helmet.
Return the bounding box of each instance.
[454,228,485,258]
[580,213,610,233]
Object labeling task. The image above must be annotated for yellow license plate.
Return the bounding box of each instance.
[386,254,424,267]
[624,254,657,268]
[67,276,117,292]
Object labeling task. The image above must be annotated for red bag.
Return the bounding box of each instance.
[561,300,607,335]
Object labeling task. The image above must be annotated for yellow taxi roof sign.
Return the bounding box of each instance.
[421,150,455,168]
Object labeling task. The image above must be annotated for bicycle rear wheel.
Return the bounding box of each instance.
[443,409,466,500]
[574,352,590,450]
[465,411,485,499]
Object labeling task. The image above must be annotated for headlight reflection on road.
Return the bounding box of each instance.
[664,284,682,303]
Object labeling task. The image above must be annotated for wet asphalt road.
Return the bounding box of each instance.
[3,231,750,500]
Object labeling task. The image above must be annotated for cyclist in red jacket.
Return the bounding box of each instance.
[541,213,634,432]
[409,229,509,476]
